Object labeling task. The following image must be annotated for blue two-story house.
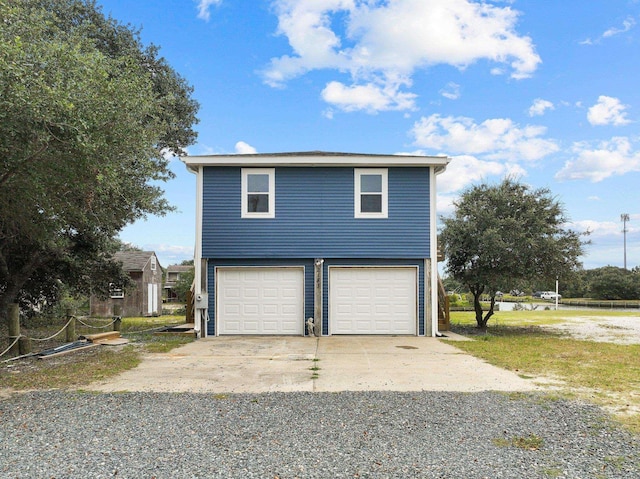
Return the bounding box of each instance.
[183,152,450,338]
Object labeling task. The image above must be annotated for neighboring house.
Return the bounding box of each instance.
[90,251,163,317]
[163,264,194,302]
[182,151,450,338]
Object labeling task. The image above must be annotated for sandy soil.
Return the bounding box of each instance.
[545,314,640,344]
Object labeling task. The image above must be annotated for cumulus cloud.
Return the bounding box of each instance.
[321,80,417,112]
[235,141,258,154]
[587,96,631,126]
[528,98,554,117]
[555,137,640,182]
[263,0,540,112]
[411,114,559,161]
[436,154,509,194]
[197,0,221,21]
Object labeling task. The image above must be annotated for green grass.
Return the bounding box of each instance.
[2,346,142,390]
[493,433,544,451]
[0,315,193,391]
[446,310,640,433]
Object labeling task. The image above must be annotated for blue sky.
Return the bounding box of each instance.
[101,0,640,271]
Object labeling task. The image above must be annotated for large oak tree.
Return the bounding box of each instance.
[0,0,199,319]
[440,178,587,328]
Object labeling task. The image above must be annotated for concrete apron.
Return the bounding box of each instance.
[89,335,542,394]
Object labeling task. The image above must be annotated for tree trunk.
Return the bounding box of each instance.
[470,284,486,329]
[471,285,497,329]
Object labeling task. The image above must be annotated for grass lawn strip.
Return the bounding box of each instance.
[448,310,640,434]
[0,315,194,391]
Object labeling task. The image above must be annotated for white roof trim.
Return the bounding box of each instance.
[181,151,451,170]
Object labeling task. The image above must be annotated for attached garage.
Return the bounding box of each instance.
[216,267,305,335]
[329,266,418,335]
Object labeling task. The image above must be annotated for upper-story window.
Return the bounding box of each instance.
[241,168,275,218]
[354,168,388,218]
[150,256,157,271]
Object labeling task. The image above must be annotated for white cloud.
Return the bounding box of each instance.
[580,16,636,45]
[440,82,461,100]
[587,96,631,126]
[263,0,540,112]
[411,114,559,161]
[528,98,554,117]
[321,80,417,112]
[434,154,527,216]
[436,154,510,194]
[196,0,221,21]
[603,16,636,38]
[235,141,258,154]
[556,137,640,182]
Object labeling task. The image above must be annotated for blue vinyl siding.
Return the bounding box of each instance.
[206,259,314,337]
[202,167,431,259]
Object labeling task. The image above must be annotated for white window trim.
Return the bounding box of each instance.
[354,168,388,218]
[150,256,156,271]
[241,168,275,218]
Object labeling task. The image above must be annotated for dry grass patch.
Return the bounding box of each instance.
[447,312,640,434]
[1,315,193,391]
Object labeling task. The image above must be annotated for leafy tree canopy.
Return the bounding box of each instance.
[587,266,640,300]
[440,178,587,328]
[0,0,199,318]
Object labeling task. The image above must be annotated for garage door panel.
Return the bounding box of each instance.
[217,267,304,335]
[330,267,417,335]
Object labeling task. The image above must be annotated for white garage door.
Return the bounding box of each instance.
[330,267,417,335]
[216,267,304,335]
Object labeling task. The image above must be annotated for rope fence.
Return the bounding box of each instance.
[0,336,21,359]
[29,316,76,342]
[76,316,119,329]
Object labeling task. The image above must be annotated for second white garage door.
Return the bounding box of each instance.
[216,267,304,335]
[329,266,417,335]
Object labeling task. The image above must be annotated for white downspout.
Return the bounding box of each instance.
[193,165,205,337]
[430,164,448,336]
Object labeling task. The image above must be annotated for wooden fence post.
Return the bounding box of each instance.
[65,308,76,343]
[8,303,20,356]
[113,304,122,332]
[19,336,31,355]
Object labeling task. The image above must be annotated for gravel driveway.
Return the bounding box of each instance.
[1,390,638,478]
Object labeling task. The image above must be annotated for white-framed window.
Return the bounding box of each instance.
[354,168,388,218]
[241,168,275,218]
[109,283,124,299]
[150,256,156,271]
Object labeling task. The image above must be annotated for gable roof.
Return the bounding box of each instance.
[182,151,450,172]
[114,251,159,272]
[166,264,194,274]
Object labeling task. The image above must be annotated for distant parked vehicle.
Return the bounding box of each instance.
[532,291,543,298]
[540,291,562,300]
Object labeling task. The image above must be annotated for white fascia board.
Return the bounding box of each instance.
[181,152,451,170]
[430,166,439,337]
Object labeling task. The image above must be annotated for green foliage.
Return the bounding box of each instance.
[0,0,198,318]
[587,266,640,300]
[173,268,195,302]
[440,178,587,328]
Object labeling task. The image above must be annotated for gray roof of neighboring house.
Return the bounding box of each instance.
[166,264,194,273]
[114,251,159,272]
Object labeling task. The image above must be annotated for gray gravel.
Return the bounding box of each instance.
[1,391,638,478]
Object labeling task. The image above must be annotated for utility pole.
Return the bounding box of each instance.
[621,213,630,270]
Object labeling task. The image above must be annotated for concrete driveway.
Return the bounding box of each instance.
[89,335,542,393]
